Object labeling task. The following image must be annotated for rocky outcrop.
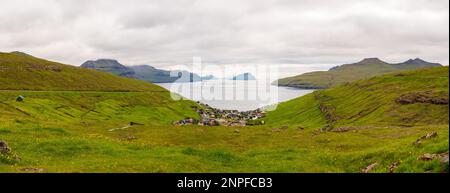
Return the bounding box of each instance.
[414,131,438,146]
[396,92,449,105]
[389,161,401,173]
[0,140,11,154]
[417,152,448,162]
[362,162,379,173]
[0,140,21,163]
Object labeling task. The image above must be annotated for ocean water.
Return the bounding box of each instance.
[157,80,314,111]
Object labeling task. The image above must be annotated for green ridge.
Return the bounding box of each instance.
[276,58,443,89]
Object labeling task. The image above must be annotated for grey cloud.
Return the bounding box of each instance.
[0,0,448,68]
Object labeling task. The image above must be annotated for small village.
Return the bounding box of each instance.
[173,102,266,127]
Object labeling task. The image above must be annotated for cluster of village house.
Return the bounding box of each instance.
[173,102,266,127]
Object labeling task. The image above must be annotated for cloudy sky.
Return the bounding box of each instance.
[1,0,448,76]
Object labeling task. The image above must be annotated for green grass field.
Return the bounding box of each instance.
[1,111,448,172]
[0,53,448,173]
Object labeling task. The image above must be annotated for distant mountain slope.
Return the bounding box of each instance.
[0,52,164,91]
[130,65,177,83]
[275,58,443,89]
[130,65,210,83]
[265,66,449,128]
[81,59,212,83]
[81,59,136,78]
[400,58,442,67]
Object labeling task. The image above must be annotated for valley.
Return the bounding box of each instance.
[0,52,448,173]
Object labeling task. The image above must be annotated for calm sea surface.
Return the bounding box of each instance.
[157,80,314,111]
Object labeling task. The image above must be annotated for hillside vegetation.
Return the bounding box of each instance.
[266,66,449,129]
[276,58,442,89]
[1,54,448,173]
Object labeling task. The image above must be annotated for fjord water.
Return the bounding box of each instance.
[157,80,314,111]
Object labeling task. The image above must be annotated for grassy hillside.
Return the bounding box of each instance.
[1,66,448,173]
[276,58,442,89]
[266,66,449,128]
[1,119,447,173]
[0,91,200,127]
[0,52,164,91]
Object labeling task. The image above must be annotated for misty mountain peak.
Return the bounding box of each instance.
[81,59,128,69]
[402,58,442,67]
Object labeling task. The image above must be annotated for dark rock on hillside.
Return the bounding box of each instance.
[441,153,449,164]
[414,131,438,146]
[417,152,448,162]
[0,140,11,154]
[362,162,379,173]
[396,92,449,105]
[388,161,401,173]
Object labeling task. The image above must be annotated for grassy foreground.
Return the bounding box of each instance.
[0,121,448,173]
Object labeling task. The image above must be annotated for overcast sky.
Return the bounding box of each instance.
[1,0,448,72]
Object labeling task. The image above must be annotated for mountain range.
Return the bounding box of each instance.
[275,58,442,89]
[81,59,215,83]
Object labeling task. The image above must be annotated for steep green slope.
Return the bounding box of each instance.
[0,52,163,91]
[0,51,200,126]
[276,58,442,89]
[266,66,449,129]
[0,91,199,127]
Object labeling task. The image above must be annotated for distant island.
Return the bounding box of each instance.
[81,59,215,83]
[275,58,442,89]
[230,73,256,81]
